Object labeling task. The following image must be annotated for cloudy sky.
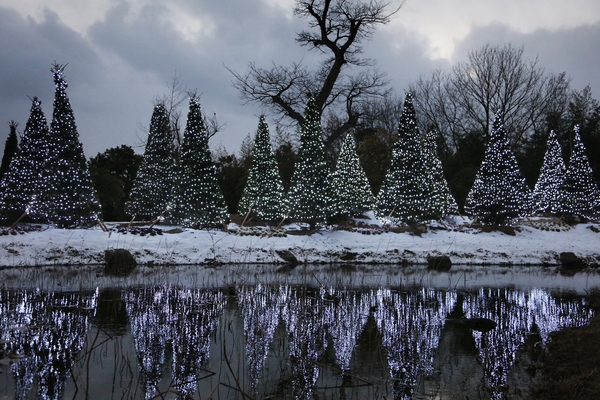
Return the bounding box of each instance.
[1,0,599,158]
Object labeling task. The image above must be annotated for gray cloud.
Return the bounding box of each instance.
[453,22,600,93]
[1,2,599,161]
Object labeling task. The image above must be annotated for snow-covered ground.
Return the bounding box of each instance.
[0,214,598,268]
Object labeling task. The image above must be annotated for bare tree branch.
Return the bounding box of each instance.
[229,0,402,150]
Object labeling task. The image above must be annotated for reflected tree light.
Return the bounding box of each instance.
[0,289,97,400]
[124,286,225,400]
[464,288,595,399]
[237,283,283,390]
[324,288,374,371]
[281,286,329,400]
[375,288,456,399]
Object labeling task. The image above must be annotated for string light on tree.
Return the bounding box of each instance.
[238,115,287,223]
[126,102,175,221]
[167,94,229,228]
[0,99,51,223]
[287,95,331,229]
[376,93,429,225]
[532,130,565,213]
[422,130,459,219]
[558,125,600,216]
[464,111,533,224]
[329,133,375,218]
[28,64,100,228]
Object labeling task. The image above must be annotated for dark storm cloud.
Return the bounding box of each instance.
[453,22,600,93]
[0,7,103,138]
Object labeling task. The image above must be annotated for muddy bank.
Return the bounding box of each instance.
[530,291,600,399]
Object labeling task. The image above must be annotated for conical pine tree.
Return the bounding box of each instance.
[422,130,459,218]
[28,64,99,228]
[376,93,429,225]
[558,125,600,216]
[464,111,533,224]
[238,115,287,223]
[0,121,19,182]
[287,96,331,228]
[532,130,566,213]
[0,98,51,222]
[329,133,375,218]
[167,95,229,228]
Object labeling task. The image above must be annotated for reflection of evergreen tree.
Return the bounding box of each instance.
[124,287,225,399]
[170,289,224,397]
[375,288,456,399]
[0,290,96,400]
[324,289,373,371]
[237,284,283,389]
[281,286,329,400]
[464,288,594,398]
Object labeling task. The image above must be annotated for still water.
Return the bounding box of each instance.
[0,265,597,400]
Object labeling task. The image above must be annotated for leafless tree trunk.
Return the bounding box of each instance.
[229,0,402,150]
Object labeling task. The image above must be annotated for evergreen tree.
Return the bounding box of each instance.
[0,121,19,182]
[28,64,99,228]
[126,102,175,221]
[558,125,600,216]
[422,130,459,218]
[376,93,429,225]
[287,96,331,228]
[532,130,566,213]
[464,111,533,224]
[329,133,375,218]
[167,95,228,228]
[0,100,51,222]
[89,145,143,221]
[238,115,287,223]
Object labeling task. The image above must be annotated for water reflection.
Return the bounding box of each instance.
[0,285,595,399]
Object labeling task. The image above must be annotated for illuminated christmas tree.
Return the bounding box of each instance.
[0,99,50,223]
[376,93,428,225]
[422,130,459,218]
[558,125,600,216]
[464,111,533,224]
[329,133,375,218]
[126,102,175,221]
[167,95,228,228]
[287,96,331,228]
[238,115,287,223]
[28,64,99,227]
[532,130,565,213]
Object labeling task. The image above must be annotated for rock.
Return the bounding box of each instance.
[104,249,137,276]
[559,252,587,271]
[276,250,298,266]
[427,255,452,271]
[340,251,357,261]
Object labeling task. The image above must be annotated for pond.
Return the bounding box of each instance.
[0,264,598,400]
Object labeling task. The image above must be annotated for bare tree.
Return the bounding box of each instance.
[229,0,402,149]
[409,44,570,151]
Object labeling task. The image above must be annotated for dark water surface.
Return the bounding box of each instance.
[0,265,598,399]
